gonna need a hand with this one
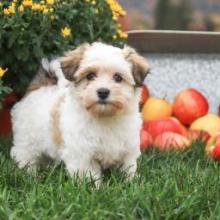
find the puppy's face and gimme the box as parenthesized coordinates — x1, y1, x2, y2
(61, 43, 149, 117)
(74, 63, 135, 116)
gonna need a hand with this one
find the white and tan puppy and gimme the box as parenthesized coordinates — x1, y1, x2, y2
(11, 42, 149, 183)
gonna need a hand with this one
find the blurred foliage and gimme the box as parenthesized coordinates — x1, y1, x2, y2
(0, 0, 127, 100)
(0, 68, 11, 110)
(155, 0, 192, 30)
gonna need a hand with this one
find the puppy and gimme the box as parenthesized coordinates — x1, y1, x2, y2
(11, 42, 149, 183)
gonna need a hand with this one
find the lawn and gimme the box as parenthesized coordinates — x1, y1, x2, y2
(1, 136, 220, 220)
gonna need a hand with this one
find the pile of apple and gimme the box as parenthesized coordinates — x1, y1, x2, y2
(140, 85, 220, 162)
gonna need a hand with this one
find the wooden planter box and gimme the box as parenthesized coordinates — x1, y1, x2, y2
(127, 30, 220, 53)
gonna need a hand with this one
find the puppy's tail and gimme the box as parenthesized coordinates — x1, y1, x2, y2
(26, 58, 69, 95)
(41, 58, 51, 73)
(46, 59, 69, 88)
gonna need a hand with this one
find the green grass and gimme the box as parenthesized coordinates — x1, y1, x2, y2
(1, 137, 220, 220)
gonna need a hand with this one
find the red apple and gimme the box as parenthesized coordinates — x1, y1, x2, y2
(140, 128, 153, 151)
(140, 84, 150, 106)
(213, 146, 220, 161)
(187, 129, 210, 144)
(173, 88, 209, 125)
(143, 117, 187, 139)
(154, 132, 191, 151)
(206, 133, 220, 161)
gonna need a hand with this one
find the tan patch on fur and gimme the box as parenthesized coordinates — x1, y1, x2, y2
(26, 67, 57, 95)
(50, 95, 65, 146)
(61, 43, 90, 81)
(123, 46, 150, 87)
(25, 44, 89, 96)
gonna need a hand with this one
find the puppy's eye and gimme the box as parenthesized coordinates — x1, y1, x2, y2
(113, 73, 123, 83)
(86, 72, 97, 81)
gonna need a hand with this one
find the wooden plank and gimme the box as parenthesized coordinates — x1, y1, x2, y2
(127, 30, 220, 53)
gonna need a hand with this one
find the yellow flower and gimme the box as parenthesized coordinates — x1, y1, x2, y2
(106, 0, 126, 21)
(31, 3, 42, 11)
(0, 67, 8, 78)
(19, 5, 24, 12)
(3, 9, 10, 15)
(43, 8, 49, 13)
(3, 5, 15, 15)
(61, 27, 71, 37)
(46, 0, 54, 5)
(120, 32, 128, 39)
(112, 15, 117, 21)
(22, 0, 33, 7)
(117, 29, 128, 39)
(95, 8, 99, 14)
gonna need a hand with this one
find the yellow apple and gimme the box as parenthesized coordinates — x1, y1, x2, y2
(142, 97, 172, 122)
(190, 114, 220, 136)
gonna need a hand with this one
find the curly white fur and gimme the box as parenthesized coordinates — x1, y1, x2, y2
(10, 43, 148, 184)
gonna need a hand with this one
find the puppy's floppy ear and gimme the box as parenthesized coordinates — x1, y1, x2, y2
(123, 45, 150, 87)
(60, 43, 90, 81)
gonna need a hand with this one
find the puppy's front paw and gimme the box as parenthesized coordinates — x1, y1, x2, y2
(65, 159, 102, 186)
(122, 158, 137, 181)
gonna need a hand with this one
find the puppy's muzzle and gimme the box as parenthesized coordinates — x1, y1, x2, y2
(97, 88, 110, 104)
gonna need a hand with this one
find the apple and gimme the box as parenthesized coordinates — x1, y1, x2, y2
(173, 88, 209, 125)
(154, 132, 191, 151)
(140, 128, 153, 151)
(143, 117, 187, 139)
(206, 133, 220, 161)
(213, 146, 220, 161)
(190, 114, 220, 136)
(142, 97, 172, 122)
(187, 129, 210, 144)
(140, 84, 150, 106)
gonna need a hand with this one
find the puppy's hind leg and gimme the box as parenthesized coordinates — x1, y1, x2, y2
(10, 143, 41, 173)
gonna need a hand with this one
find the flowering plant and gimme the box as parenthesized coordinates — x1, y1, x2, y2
(0, 68, 12, 110)
(0, 0, 127, 96)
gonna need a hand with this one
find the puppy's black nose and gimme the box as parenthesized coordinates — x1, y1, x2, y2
(97, 88, 110, 100)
